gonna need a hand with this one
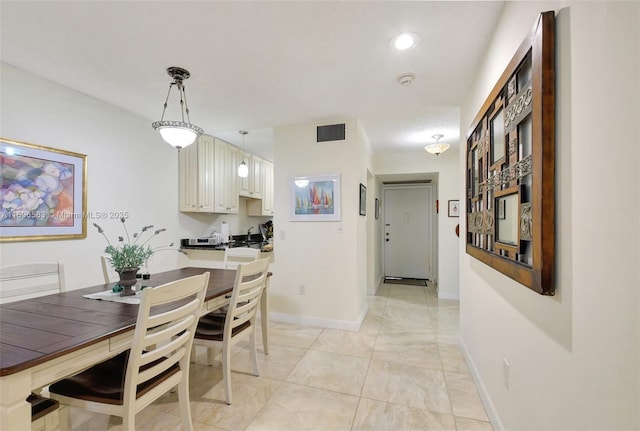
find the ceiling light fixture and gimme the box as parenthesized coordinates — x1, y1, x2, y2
(152, 67, 203, 149)
(237, 130, 249, 178)
(425, 134, 450, 156)
(391, 32, 419, 50)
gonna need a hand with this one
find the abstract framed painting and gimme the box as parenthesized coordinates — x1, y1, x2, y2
(289, 174, 340, 221)
(1, 137, 87, 242)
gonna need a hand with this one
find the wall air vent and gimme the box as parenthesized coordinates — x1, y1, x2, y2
(317, 123, 346, 143)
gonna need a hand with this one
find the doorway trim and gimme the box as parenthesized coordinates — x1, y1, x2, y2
(381, 183, 436, 283)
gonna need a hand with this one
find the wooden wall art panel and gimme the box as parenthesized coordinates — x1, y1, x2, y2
(465, 11, 555, 295)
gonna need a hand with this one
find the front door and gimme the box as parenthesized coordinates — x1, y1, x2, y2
(383, 186, 432, 279)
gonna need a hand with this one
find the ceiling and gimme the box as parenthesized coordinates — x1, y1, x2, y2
(0, 1, 504, 161)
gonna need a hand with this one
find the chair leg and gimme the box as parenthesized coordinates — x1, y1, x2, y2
(123, 411, 135, 431)
(207, 347, 215, 366)
(190, 345, 196, 363)
(222, 344, 232, 405)
(249, 332, 259, 376)
(58, 405, 70, 431)
(177, 377, 194, 431)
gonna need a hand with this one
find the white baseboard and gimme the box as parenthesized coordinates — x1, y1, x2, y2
(367, 276, 384, 296)
(269, 304, 368, 332)
(458, 336, 504, 431)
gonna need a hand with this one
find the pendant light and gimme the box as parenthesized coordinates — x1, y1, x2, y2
(152, 67, 204, 149)
(425, 134, 450, 156)
(237, 130, 249, 178)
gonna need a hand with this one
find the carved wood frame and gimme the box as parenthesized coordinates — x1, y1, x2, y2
(465, 12, 555, 295)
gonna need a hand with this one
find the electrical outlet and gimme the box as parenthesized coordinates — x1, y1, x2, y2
(298, 285, 305, 295)
(503, 358, 510, 390)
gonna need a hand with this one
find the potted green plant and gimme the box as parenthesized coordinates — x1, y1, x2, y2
(94, 218, 176, 296)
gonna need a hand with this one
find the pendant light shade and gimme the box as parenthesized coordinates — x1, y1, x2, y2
(425, 134, 449, 156)
(152, 67, 203, 149)
(238, 130, 249, 178)
(237, 161, 249, 178)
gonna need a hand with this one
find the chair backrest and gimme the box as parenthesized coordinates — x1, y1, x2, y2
(123, 271, 209, 407)
(223, 247, 260, 269)
(100, 255, 119, 283)
(225, 258, 270, 337)
(0, 261, 65, 304)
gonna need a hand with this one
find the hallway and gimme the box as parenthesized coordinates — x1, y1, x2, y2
(65, 282, 492, 430)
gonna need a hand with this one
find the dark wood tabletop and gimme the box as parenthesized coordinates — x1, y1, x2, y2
(0, 267, 236, 377)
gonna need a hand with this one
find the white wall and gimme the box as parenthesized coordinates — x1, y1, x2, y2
(269, 118, 371, 330)
(0, 64, 238, 288)
(373, 147, 460, 299)
(459, 2, 640, 430)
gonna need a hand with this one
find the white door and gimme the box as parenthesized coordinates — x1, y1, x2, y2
(383, 187, 432, 279)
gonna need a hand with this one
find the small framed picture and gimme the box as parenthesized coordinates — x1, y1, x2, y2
(359, 183, 366, 216)
(448, 200, 460, 217)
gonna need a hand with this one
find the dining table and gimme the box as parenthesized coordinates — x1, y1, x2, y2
(0, 266, 270, 431)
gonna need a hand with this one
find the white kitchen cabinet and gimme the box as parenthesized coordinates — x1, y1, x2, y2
(239, 153, 263, 199)
(213, 138, 239, 214)
(262, 159, 274, 215)
(247, 159, 274, 217)
(178, 134, 215, 212)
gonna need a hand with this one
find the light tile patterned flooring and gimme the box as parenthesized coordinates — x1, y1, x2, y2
(64, 282, 492, 430)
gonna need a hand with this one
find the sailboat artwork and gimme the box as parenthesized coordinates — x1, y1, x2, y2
(290, 174, 341, 221)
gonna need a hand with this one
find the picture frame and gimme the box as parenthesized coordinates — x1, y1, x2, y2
(1, 137, 87, 242)
(289, 174, 341, 221)
(359, 183, 366, 216)
(465, 12, 555, 295)
(374, 198, 380, 219)
(448, 200, 460, 217)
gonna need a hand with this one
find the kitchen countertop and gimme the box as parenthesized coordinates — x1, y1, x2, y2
(181, 241, 273, 252)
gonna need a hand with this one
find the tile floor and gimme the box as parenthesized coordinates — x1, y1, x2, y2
(63, 281, 492, 430)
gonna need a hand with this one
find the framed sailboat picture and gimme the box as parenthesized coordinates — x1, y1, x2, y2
(289, 174, 341, 221)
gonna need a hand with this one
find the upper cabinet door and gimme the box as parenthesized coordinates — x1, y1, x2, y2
(178, 135, 214, 213)
(213, 138, 239, 214)
(262, 160, 274, 215)
(197, 134, 215, 212)
(178, 142, 198, 212)
(249, 155, 263, 199)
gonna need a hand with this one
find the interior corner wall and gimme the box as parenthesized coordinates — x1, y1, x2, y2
(0, 64, 216, 288)
(459, 2, 640, 430)
(368, 172, 383, 295)
(372, 148, 460, 299)
(269, 118, 370, 330)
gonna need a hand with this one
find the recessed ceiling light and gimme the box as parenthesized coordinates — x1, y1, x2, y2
(391, 33, 419, 50)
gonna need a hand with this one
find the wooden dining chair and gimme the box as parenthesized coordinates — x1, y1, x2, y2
(29, 393, 60, 431)
(0, 261, 66, 430)
(223, 246, 260, 269)
(192, 258, 270, 404)
(49, 272, 210, 431)
(0, 261, 66, 304)
(191, 247, 261, 364)
(100, 254, 119, 283)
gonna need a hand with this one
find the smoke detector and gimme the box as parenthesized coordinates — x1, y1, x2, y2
(397, 73, 416, 86)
